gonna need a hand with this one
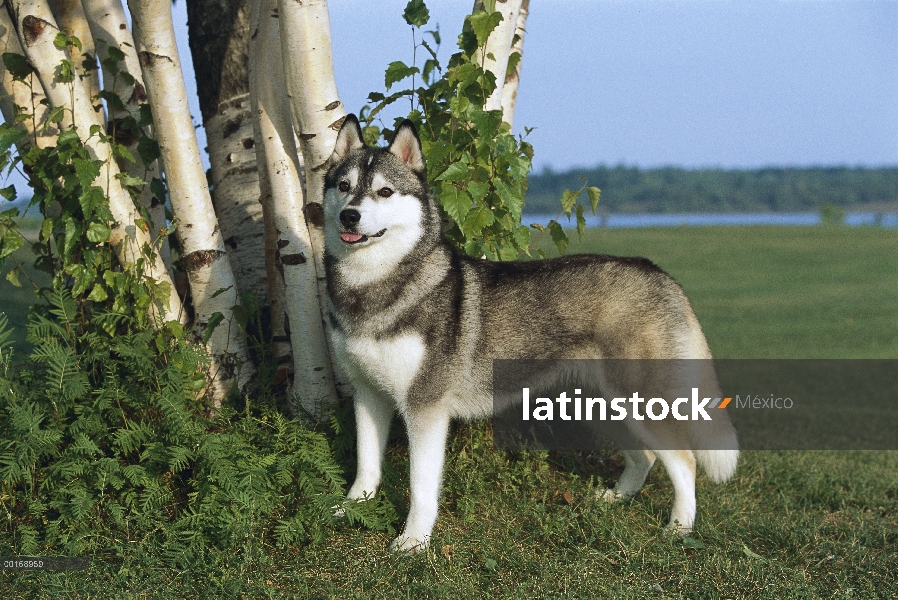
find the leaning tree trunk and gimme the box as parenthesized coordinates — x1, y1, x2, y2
(128, 0, 253, 405)
(47, 0, 100, 105)
(82, 0, 171, 271)
(473, 0, 523, 113)
(250, 0, 337, 414)
(185, 0, 268, 308)
(277, 0, 352, 407)
(499, 0, 528, 129)
(5, 0, 183, 324)
(0, 5, 59, 149)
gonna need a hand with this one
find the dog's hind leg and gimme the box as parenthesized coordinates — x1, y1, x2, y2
(598, 448, 656, 502)
(390, 405, 451, 554)
(346, 387, 394, 502)
(654, 449, 697, 534)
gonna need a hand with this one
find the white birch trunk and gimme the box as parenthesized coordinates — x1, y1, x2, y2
(473, 0, 522, 113)
(47, 0, 100, 104)
(81, 0, 170, 270)
(250, 0, 337, 414)
(277, 0, 353, 403)
(204, 92, 268, 306)
(127, 0, 254, 405)
(0, 6, 59, 148)
(499, 0, 527, 129)
(7, 0, 183, 324)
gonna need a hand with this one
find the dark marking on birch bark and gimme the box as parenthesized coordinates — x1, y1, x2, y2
(182, 249, 226, 271)
(224, 236, 238, 249)
(329, 116, 347, 131)
(22, 16, 52, 47)
(150, 196, 162, 208)
(242, 138, 254, 149)
(138, 51, 174, 67)
(222, 116, 242, 139)
(130, 81, 148, 103)
(279, 253, 306, 265)
(299, 133, 316, 140)
(277, 239, 289, 249)
(303, 203, 324, 227)
(107, 119, 139, 146)
(324, 100, 341, 111)
(119, 23, 127, 30)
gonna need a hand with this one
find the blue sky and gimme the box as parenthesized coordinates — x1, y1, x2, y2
(5, 0, 897, 193)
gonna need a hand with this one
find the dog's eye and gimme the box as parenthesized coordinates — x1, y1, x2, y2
(339, 181, 350, 193)
(377, 187, 393, 198)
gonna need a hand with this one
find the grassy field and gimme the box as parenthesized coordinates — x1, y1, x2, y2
(3, 225, 897, 598)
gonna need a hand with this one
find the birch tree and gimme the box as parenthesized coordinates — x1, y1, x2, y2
(4, 0, 183, 323)
(127, 0, 253, 404)
(277, 0, 352, 404)
(82, 0, 171, 270)
(47, 0, 99, 103)
(499, 0, 528, 129)
(249, 0, 337, 413)
(185, 0, 268, 307)
(473, 0, 523, 112)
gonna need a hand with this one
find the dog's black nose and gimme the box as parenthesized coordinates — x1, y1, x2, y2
(340, 209, 361, 228)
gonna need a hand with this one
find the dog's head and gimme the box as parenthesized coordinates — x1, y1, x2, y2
(323, 115, 439, 285)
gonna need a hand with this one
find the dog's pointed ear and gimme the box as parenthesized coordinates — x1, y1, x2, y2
(331, 114, 365, 161)
(388, 120, 425, 174)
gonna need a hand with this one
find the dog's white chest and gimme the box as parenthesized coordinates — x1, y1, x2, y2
(332, 331, 426, 403)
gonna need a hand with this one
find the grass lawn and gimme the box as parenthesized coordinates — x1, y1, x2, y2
(3, 225, 897, 598)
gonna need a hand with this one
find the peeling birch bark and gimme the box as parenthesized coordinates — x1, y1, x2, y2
(473, 0, 522, 113)
(81, 0, 170, 270)
(0, 6, 59, 148)
(6, 0, 183, 324)
(250, 0, 338, 414)
(47, 0, 100, 104)
(128, 0, 254, 405)
(499, 0, 527, 129)
(277, 0, 353, 402)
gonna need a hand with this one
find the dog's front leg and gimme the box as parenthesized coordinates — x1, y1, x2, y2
(389, 405, 450, 554)
(346, 387, 394, 502)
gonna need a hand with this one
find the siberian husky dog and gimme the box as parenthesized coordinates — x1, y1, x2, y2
(323, 115, 739, 553)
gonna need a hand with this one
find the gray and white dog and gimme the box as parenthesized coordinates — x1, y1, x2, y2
(323, 115, 738, 553)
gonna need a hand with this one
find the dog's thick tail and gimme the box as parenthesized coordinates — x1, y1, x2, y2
(695, 449, 739, 483)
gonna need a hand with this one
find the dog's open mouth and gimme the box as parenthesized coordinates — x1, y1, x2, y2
(340, 229, 386, 244)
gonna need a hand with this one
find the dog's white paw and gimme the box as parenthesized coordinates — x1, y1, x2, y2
(598, 488, 625, 503)
(389, 532, 429, 555)
(664, 520, 693, 536)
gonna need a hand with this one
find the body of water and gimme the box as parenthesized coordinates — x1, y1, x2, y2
(524, 211, 898, 229)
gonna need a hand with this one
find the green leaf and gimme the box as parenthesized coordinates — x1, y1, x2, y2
(560, 189, 580, 214)
(86, 222, 111, 243)
(107, 46, 126, 63)
(439, 184, 471, 225)
(210, 286, 232, 299)
(495, 179, 522, 221)
(548, 220, 569, 255)
(470, 109, 502, 140)
(2, 53, 34, 80)
(54, 33, 69, 50)
(0, 227, 23, 259)
(116, 173, 146, 188)
(468, 10, 503, 47)
(230, 304, 249, 332)
(403, 0, 430, 27)
(462, 206, 495, 236)
(0, 185, 15, 201)
(384, 61, 419, 90)
(203, 312, 225, 344)
(113, 143, 135, 164)
(466, 180, 489, 203)
(87, 284, 108, 302)
(56, 59, 76, 84)
(137, 136, 161, 167)
(435, 161, 470, 183)
(588, 186, 601, 212)
(46, 106, 66, 125)
(137, 104, 154, 128)
(5, 268, 21, 287)
(575, 204, 585, 238)
(73, 157, 101, 189)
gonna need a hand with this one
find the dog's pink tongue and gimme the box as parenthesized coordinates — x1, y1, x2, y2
(341, 232, 364, 243)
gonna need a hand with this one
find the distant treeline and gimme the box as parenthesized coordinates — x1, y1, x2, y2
(524, 165, 898, 214)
